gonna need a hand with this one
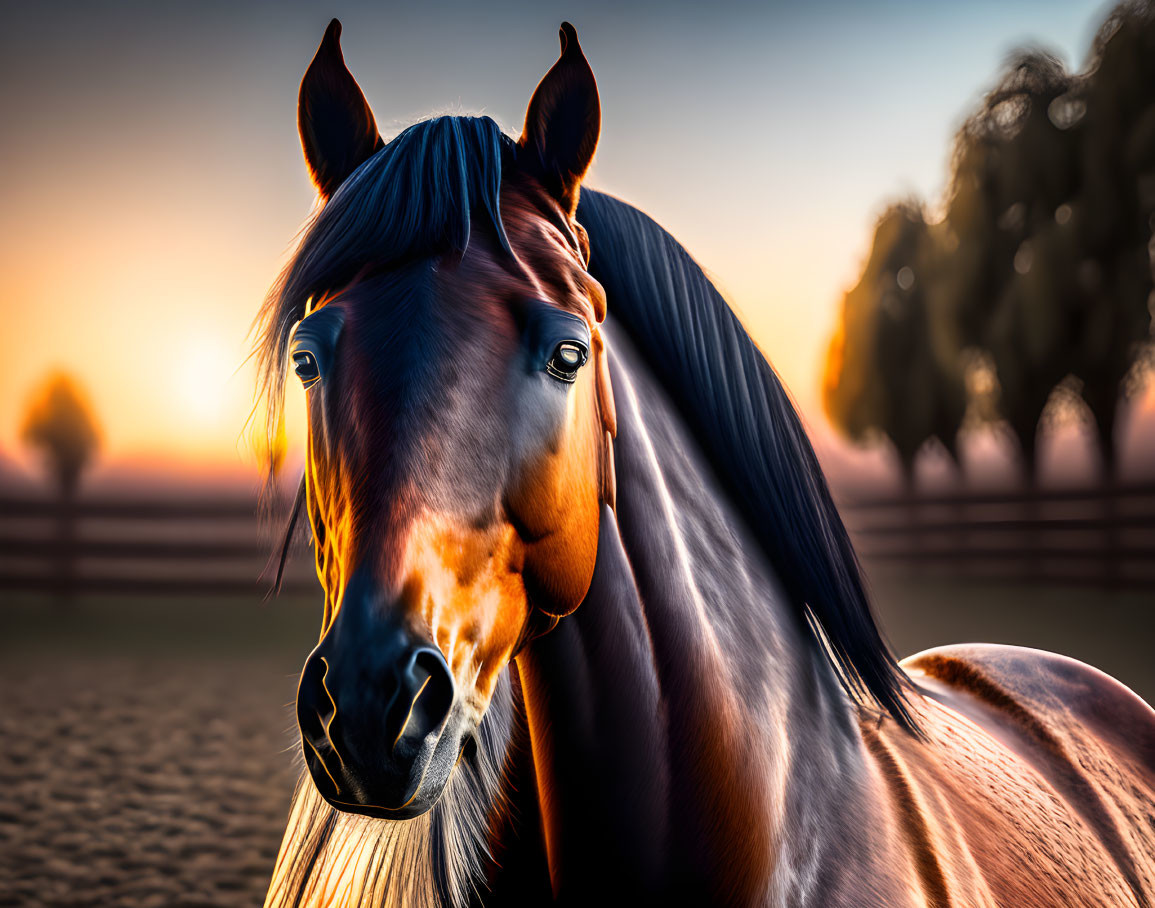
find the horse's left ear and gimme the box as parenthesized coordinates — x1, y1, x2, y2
(519, 22, 601, 216)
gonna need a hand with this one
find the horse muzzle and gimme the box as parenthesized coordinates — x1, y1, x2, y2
(295, 577, 463, 819)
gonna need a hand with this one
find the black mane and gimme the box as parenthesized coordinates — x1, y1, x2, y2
(577, 188, 918, 731)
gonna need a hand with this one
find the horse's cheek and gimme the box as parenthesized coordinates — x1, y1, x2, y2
(524, 524, 598, 617)
(522, 456, 601, 615)
(503, 379, 603, 614)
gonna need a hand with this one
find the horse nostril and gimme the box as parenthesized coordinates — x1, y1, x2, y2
(391, 648, 455, 750)
(296, 654, 343, 770)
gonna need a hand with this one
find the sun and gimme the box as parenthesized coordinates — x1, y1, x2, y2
(173, 335, 233, 425)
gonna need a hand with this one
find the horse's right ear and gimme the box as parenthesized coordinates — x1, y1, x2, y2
(298, 19, 383, 200)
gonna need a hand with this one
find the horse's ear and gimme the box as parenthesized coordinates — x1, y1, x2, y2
(519, 22, 600, 216)
(298, 19, 384, 200)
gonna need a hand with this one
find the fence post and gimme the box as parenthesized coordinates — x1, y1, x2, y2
(55, 490, 77, 607)
(1103, 480, 1120, 590)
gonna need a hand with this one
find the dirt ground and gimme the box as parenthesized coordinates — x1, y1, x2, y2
(1, 577, 1151, 908)
(0, 656, 302, 908)
(0, 596, 317, 908)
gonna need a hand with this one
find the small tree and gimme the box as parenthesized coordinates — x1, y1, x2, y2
(21, 372, 101, 606)
(21, 371, 101, 497)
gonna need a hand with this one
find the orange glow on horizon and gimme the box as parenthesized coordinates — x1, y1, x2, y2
(0, 158, 844, 479)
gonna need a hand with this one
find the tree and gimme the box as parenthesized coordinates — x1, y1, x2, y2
(941, 50, 1082, 481)
(825, 1, 1155, 483)
(823, 203, 967, 484)
(21, 371, 101, 496)
(1071, 3, 1155, 475)
(20, 372, 101, 606)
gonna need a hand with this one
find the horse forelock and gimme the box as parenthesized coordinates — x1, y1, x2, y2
(266, 669, 516, 908)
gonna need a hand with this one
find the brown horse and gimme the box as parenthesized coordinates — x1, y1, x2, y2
(255, 20, 1155, 907)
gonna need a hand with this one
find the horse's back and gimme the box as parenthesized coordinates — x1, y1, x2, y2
(890, 642, 1155, 907)
(906, 643, 1155, 775)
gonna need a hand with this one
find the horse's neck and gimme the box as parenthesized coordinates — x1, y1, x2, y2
(515, 331, 875, 904)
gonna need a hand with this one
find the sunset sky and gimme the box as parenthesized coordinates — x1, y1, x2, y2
(0, 0, 1118, 480)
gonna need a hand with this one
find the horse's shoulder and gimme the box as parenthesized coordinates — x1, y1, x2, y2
(902, 642, 1155, 772)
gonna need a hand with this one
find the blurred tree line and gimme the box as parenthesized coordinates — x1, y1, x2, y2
(824, 1, 1155, 483)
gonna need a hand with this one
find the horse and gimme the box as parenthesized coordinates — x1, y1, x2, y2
(254, 19, 1155, 907)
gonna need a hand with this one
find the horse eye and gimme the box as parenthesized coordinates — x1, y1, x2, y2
(545, 341, 587, 383)
(293, 351, 320, 385)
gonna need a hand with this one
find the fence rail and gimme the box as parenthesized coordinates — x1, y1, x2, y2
(839, 481, 1155, 589)
(4, 482, 1155, 598)
(0, 493, 317, 598)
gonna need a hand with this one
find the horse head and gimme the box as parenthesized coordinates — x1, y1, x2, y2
(279, 20, 615, 819)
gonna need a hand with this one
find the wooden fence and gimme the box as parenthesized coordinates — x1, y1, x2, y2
(839, 482, 1155, 589)
(0, 493, 317, 598)
(3, 482, 1155, 597)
